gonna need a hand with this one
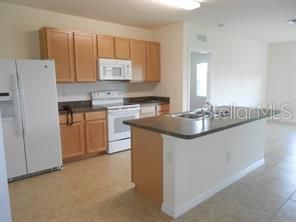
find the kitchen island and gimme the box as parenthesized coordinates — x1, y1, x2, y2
(124, 107, 276, 218)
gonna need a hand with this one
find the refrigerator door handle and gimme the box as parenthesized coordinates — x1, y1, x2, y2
(10, 74, 23, 136)
(16, 72, 28, 136)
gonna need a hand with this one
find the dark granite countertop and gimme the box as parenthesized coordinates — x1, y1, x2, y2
(124, 96, 169, 106)
(124, 107, 278, 139)
(58, 100, 106, 115)
(58, 96, 169, 114)
(58, 106, 107, 115)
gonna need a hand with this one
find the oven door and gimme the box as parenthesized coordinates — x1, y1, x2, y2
(107, 107, 140, 141)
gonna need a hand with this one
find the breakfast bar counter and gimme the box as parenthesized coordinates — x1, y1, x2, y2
(124, 107, 276, 218)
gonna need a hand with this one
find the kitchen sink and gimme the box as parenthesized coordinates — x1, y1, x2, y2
(175, 113, 204, 119)
(170, 109, 229, 120)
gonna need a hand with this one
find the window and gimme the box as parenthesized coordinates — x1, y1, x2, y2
(196, 63, 208, 97)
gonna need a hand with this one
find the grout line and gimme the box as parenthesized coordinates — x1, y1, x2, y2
(289, 190, 296, 201)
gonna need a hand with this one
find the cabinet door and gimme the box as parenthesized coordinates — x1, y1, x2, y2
(85, 120, 107, 154)
(97, 35, 114, 58)
(114, 37, 130, 59)
(130, 40, 146, 82)
(74, 32, 97, 82)
(146, 42, 160, 82)
(39, 28, 75, 82)
(60, 122, 85, 160)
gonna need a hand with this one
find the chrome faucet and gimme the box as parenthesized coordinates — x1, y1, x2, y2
(205, 101, 214, 113)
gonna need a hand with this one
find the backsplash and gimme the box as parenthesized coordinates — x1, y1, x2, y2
(57, 81, 158, 102)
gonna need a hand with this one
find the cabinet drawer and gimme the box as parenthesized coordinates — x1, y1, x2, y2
(59, 113, 84, 124)
(85, 111, 106, 121)
(156, 104, 169, 112)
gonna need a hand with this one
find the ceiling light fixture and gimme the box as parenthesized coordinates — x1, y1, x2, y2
(287, 19, 296, 25)
(158, 0, 201, 10)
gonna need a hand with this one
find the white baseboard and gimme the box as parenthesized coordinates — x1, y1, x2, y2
(161, 159, 265, 219)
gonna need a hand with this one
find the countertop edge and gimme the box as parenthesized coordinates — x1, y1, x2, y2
(124, 115, 271, 140)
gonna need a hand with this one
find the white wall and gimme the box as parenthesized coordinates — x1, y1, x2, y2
(0, 2, 157, 101)
(183, 22, 268, 109)
(153, 23, 184, 112)
(0, 2, 154, 59)
(0, 3, 270, 105)
(266, 41, 296, 122)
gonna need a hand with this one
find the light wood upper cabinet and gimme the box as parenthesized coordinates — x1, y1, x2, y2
(74, 32, 97, 82)
(39, 27, 75, 82)
(59, 113, 85, 161)
(40, 27, 161, 83)
(130, 40, 147, 82)
(146, 42, 161, 82)
(114, 37, 130, 59)
(97, 35, 114, 58)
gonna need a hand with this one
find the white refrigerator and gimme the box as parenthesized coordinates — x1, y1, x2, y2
(0, 113, 12, 222)
(0, 59, 62, 180)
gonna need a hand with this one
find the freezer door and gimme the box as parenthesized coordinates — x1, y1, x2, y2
(0, 59, 27, 179)
(16, 60, 62, 174)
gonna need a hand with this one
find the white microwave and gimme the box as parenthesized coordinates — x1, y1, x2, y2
(98, 58, 132, 80)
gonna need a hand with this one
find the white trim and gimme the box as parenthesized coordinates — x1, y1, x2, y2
(161, 159, 265, 219)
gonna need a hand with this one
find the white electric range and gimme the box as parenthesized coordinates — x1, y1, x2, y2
(91, 91, 140, 154)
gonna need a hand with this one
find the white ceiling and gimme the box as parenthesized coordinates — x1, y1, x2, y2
(3, 0, 296, 43)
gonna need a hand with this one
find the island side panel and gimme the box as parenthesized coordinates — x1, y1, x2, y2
(131, 127, 163, 205)
(162, 119, 266, 218)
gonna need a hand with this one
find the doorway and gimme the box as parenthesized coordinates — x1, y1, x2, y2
(188, 51, 211, 111)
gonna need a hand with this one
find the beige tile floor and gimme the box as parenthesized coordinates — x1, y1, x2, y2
(9, 120, 296, 222)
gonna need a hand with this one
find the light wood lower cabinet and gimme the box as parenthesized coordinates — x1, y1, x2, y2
(131, 127, 163, 204)
(59, 114, 85, 160)
(59, 111, 107, 162)
(156, 104, 169, 116)
(85, 119, 107, 154)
